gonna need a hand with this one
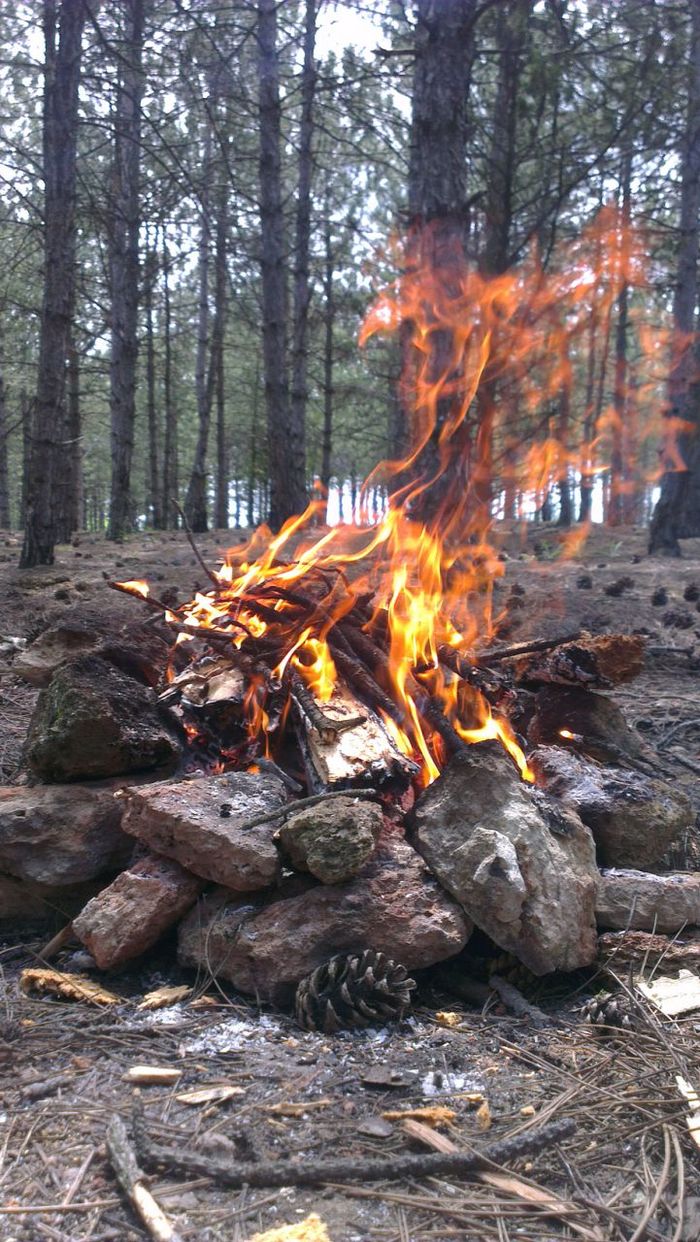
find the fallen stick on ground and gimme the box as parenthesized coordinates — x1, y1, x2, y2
(489, 974, 549, 1028)
(132, 1104, 575, 1190)
(106, 1115, 184, 1242)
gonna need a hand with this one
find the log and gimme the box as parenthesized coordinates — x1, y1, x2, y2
(294, 678, 417, 791)
(513, 633, 645, 688)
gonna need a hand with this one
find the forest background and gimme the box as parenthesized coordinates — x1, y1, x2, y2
(2, 0, 700, 567)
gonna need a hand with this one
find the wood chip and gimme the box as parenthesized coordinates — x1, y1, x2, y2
(382, 1106, 456, 1128)
(248, 1215, 331, 1242)
(175, 1085, 245, 1106)
(400, 1117, 458, 1153)
(636, 970, 700, 1017)
(265, 1099, 333, 1117)
(478, 1171, 605, 1240)
(434, 1010, 462, 1027)
(137, 985, 192, 1010)
(20, 968, 121, 1006)
(676, 1075, 700, 1148)
(123, 1066, 183, 1085)
(476, 1100, 492, 1131)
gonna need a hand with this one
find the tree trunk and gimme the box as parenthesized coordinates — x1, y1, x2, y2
(108, 0, 145, 542)
(289, 0, 316, 509)
(0, 328, 9, 529)
(213, 176, 229, 530)
(161, 231, 178, 528)
(184, 122, 213, 533)
(608, 151, 632, 527)
(257, 0, 306, 530)
(144, 226, 161, 529)
(649, 0, 700, 553)
(320, 211, 334, 518)
(403, 0, 477, 529)
(20, 0, 87, 567)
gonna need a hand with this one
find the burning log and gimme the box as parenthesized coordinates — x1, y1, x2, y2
(294, 677, 417, 791)
(512, 633, 645, 688)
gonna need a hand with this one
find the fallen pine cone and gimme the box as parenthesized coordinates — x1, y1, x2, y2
(581, 992, 637, 1036)
(295, 950, 416, 1033)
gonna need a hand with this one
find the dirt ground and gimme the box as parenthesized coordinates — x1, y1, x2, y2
(2, 521, 700, 1241)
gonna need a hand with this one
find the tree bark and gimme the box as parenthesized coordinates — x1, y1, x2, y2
(213, 188, 229, 530)
(161, 230, 178, 528)
(649, 0, 700, 553)
(257, 0, 306, 530)
(0, 334, 9, 530)
(289, 0, 316, 507)
(20, 0, 87, 567)
(108, 0, 145, 542)
(320, 210, 334, 517)
(608, 151, 632, 527)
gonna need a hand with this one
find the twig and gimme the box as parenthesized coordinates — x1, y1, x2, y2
(133, 1104, 575, 1189)
(489, 975, 548, 1028)
(171, 499, 220, 587)
(658, 718, 700, 749)
(106, 1115, 183, 1242)
(667, 748, 700, 777)
(478, 632, 581, 663)
(37, 923, 75, 963)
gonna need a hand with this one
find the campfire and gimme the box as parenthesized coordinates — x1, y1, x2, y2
(7, 214, 697, 1032)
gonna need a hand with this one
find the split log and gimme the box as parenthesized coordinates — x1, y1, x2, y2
(294, 678, 417, 792)
(512, 633, 645, 688)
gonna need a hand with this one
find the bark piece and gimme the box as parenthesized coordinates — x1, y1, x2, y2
(277, 796, 382, 883)
(296, 682, 416, 790)
(73, 853, 204, 968)
(0, 783, 131, 884)
(596, 869, 700, 933)
(178, 836, 471, 1005)
(408, 744, 599, 975)
(514, 633, 645, 687)
(597, 929, 700, 974)
(530, 746, 691, 869)
(121, 771, 286, 890)
(24, 655, 182, 782)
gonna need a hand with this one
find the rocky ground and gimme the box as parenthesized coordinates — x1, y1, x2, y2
(1, 522, 700, 1241)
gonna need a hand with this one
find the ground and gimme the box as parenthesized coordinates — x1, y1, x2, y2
(1, 521, 700, 1241)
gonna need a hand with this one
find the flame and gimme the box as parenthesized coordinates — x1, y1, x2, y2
(149, 206, 670, 784)
(115, 579, 150, 599)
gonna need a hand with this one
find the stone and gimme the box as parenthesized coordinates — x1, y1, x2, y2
(408, 744, 599, 975)
(0, 872, 106, 930)
(14, 605, 169, 688)
(596, 869, 700, 933)
(277, 796, 383, 883)
(0, 783, 132, 885)
(530, 746, 691, 869)
(527, 685, 655, 768)
(24, 655, 182, 782)
(73, 852, 204, 968)
(121, 771, 287, 890)
(178, 835, 471, 1004)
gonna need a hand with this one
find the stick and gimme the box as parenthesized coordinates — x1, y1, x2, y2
(37, 922, 75, 962)
(489, 974, 548, 1028)
(477, 632, 581, 664)
(171, 499, 220, 587)
(106, 1115, 183, 1242)
(133, 1105, 575, 1189)
(241, 787, 380, 833)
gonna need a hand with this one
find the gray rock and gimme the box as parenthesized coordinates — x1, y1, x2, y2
(73, 852, 204, 968)
(277, 796, 383, 883)
(14, 605, 169, 688)
(178, 835, 471, 1004)
(121, 771, 286, 890)
(0, 783, 132, 884)
(24, 655, 182, 781)
(408, 744, 599, 975)
(596, 869, 700, 933)
(530, 746, 691, 869)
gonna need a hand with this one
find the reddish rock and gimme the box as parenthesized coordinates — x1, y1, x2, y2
(0, 784, 131, 885)
(73, 853, 204, 968)
(121, 771, 286, 890)
(24, 656, 182, 781)
(178, 836, 471, 1005)
(596, 869, 700, 934)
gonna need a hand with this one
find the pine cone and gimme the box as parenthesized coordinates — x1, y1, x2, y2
(295, 951, 416, 1033)
(582, 992, 637, 1036)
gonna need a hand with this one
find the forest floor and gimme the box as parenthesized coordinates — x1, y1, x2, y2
(1, 522, 700, 1241)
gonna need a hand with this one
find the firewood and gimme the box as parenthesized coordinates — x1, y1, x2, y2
(295, 679, 417, 790)
(513, 633, 645, 688)
(106, 1115, 183, 1242)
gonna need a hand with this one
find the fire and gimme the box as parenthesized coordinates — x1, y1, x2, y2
(114, 579, 150, 599)
(145, 206, 669, 786)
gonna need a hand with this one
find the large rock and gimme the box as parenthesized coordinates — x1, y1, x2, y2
(0, 784, 132, 885)
(277, 796, 382, 883)
(178, 835, 471, 1004)
(408, 744, 599, 975)
(73, 852, 204, 968)
(530, 746, 691, 869)
(596, 869, 700, 933)
(14, 605, 169, 688)
(528, 685, 655, 768)
(24, 655, 182, 781)
(121, 771, 287, 890)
